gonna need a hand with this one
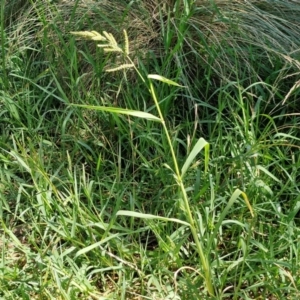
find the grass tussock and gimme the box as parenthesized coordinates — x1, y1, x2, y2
(1, 0, 300, 299)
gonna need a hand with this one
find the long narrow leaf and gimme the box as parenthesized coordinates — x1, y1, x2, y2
(71, 104, 161, 122)
(75, 234, 120, 257)
(116, 210, 190, 227)
(181, 138, 209, 177)
(148, 74, 185, 87)
(256, 165, 281, 183)
(208, 189, 254, 251)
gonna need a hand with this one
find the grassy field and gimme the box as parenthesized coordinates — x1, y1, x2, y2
(1, 0, 300, 299)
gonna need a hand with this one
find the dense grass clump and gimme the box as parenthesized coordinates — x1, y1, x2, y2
(1, 0, 300, 299)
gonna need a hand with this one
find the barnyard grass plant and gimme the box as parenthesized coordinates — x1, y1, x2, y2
(70, 28, 255, 297)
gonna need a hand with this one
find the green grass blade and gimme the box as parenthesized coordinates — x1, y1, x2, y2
(148, 74, 185, 87)
(71, 104, 161, 122)
(116, 210, 190, 227)
(181, 137, 209, 178)
(215, 189, 253, 234)
(75, 234, 120, 258)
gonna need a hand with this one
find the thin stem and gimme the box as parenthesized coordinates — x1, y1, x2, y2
(149, 82, 214, 296)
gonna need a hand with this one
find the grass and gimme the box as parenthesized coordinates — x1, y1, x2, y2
(1, 0, 300, 299)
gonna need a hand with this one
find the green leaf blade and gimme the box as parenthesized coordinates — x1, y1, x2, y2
(116, 210, 190, 227)
(181, 138, 209, 178)
(71, 104, 161, 122)
(148, 74, 185, 87)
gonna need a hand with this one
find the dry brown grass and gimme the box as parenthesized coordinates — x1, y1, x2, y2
(6, 0, 300, 88)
